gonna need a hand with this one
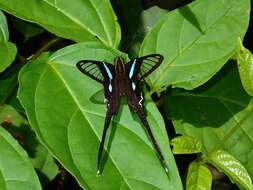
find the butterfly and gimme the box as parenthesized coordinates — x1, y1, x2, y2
(76, 54, 168, 175)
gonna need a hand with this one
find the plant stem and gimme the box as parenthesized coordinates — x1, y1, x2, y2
(32, 37, 61, 60)
(0, 37, 61, 108)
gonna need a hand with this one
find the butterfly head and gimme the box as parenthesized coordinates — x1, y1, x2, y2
(114, 57, 125, 75)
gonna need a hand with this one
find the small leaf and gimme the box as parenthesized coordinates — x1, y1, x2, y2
(208, 150, 253, 190)
(186, 162, 212, 190)
(0, 127, 42, 190)
(236, 39, 253, 96)
(170, 135, 202, 154)
(0, 0, 121, 48)
(140, 0, 250, 92)
(0, 10, 17, 73)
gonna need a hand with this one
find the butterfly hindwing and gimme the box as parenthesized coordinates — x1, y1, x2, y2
(76, 60, 114, 83)
(127, 54, 163, 82)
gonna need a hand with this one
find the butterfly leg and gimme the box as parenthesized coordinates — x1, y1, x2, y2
(136, 109, 169, 174)
(97, 111, 113, 175)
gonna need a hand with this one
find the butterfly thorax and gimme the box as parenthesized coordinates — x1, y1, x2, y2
(114, 57, 125, 75)
(114, 57, 130, 96)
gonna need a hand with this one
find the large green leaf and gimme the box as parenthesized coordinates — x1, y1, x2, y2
(0, 127, 42, 190)
(18, 42, 182, 190)
(186, 162, 212, 190)
(164, 63, 253, 180)
(0, 10, 17, 73)
(140, 0, 250, 92)
(0, 0, 121, 48)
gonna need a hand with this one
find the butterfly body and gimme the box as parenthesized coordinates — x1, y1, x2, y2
(76, 54, 168, 175)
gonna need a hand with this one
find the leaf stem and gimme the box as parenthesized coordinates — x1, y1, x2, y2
(31, 37, 61, 60)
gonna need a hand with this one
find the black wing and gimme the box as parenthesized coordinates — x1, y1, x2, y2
(76, 60, 114, 83)
(127, 54, 163, 82)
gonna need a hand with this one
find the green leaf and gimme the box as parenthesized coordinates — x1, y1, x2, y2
(0, 0, 121, 48)
(164, 63, 253, 179)
(0, 127, 42, 190)
(140, 0, 250, 92)
(208, 150, 253, 190)
(18, 42, 182, 190)
(0, 10, 17, 73)
(186, 162, 212, 190)
(236, 39, 253, 96)
(170, 135, 202, 154)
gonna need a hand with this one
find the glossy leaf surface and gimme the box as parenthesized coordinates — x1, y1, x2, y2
(208, 150, 253, 190)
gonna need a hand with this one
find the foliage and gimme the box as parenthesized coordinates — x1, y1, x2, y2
(0, 0, 252, 189)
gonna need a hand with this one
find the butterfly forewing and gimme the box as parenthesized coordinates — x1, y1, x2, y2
(127, 54, 163, 81)
(76, 60, 113, 83)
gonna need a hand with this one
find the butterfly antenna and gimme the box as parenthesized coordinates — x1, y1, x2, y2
(97, 112, 113, 176)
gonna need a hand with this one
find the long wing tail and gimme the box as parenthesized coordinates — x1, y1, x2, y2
(136, 110, 169, 174)
(97, 111, 113, 175)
